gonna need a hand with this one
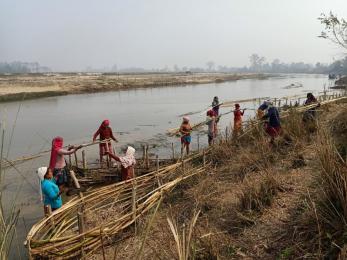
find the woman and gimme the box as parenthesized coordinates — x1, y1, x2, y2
(49, 136, 82, 190)
(206, 110, 216, 145)
(262, 102, 281, 144)
(212, 96, 220, 116)
(233, 103, 245, 137)
(93, 120, 118, 164)
(257, 100, 270, 119)
(37, 167, 63, 212)
(107, 146, 136, 181)
(303, 93, 320, 122)
(179, 116, 192, 155)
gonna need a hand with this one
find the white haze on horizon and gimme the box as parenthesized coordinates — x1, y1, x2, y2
(0, 0, 347, 71)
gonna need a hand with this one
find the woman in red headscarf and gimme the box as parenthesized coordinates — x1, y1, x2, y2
(49, 136, 82, 191)
(93, 120, 118, 164)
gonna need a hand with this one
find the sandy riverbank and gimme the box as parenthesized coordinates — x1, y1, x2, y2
(0, 72, 269, 102)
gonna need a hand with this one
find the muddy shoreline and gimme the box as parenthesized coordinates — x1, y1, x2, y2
(0, 72, 270, 102)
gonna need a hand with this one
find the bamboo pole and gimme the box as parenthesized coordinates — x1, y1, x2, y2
(77, 211, 85, 257)
(156, 155, 159, 171)
(44, 205, 52, 218)
(132, 180, 137, 235)
(82, 150, 87, 170)
(145, 145, 149, 169)
(182, 159, 185, 174)
(171, 143, 175, 160)
(70, 171, 81, 189)
(197, 134, 200, 152)
(74, 152, 78, 168)
(156, 155, 162, 186)
(100, 227, 106, 260)
(106, 142, 110, 168)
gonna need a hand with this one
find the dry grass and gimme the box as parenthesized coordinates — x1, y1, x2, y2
(238, 172, 281, 213)
(285, 119, 347, 258)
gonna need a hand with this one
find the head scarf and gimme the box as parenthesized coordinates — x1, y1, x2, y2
(235, 103, 240, 108)
(102, 120, 109, 127)
(307, 93, 314, 99)
(49, 136, 63, 170)
(99, 120, 110, 131)
(119, 146, 136, 169)
(183, 116, 190, 122)
(37, 167, 48, 181)
(37, 166, 48, 202)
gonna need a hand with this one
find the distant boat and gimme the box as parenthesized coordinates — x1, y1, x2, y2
(283, 82, 303, 89)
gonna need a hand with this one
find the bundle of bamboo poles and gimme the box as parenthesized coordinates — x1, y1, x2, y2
(26, 150, 207, 259)
(1, 139, 113, 169)
(167, 110, 234, 136)
(236, 95, 347, 140)
(169, 93, 346, 136)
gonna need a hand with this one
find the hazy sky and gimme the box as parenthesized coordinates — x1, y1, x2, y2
(1, 0, 347, 71)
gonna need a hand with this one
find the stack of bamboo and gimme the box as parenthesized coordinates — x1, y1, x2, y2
(26, 151, 207, 259)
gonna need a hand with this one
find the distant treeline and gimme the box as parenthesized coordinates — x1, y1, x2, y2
(244, 54, 347, 74)
(86, 55, 347, 75)
(2, 55, 347, 75)
(0, 62, 51, 73)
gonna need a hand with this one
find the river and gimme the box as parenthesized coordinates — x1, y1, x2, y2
(0, 73, 334, 258)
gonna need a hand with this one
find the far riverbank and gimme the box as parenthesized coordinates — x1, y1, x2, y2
(0, 72, 269, 102)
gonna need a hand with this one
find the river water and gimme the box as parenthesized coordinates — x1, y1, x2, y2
(0, 73, 334, 258)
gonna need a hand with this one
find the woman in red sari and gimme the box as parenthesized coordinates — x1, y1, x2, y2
(93, 120, 118, 164)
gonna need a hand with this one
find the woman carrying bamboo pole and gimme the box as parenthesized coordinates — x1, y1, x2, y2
(262, 101, 281, 144)
(106, 146, 136, 181)
(205, 110, 216, 146)
(180, 116, 192, 155)
(93, 119, 118, 165)
(49, 136, 82, 191)
(233, 103, 245, 138)
(212, 96, 221, 123)
(303, 93, 320, 122)
(257, 100, 269, 119)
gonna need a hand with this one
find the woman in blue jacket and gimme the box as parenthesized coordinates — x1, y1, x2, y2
(37, 167, 63, 211)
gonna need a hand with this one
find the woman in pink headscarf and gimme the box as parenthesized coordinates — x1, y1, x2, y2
(49, 136, 82, 190)
(93, 120, 118, 164)
(106, 146, 136, 181)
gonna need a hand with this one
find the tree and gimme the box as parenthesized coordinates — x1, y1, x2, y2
(249, 54, 266, 72)
(319, 12, 347, 50)
(206, 61, 215, 71)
